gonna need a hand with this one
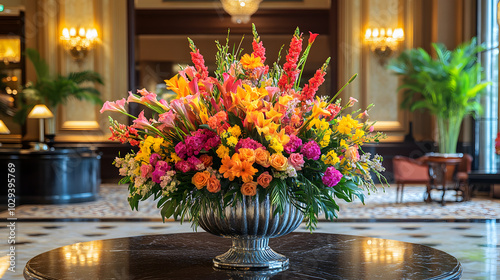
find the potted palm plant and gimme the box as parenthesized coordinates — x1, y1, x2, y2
(387, 38, 490, 154)
(15, 48, 103, 139)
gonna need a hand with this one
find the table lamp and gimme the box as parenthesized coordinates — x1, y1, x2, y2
(28, 104, 54, 150)
(0, 120, 10, 147)
(0, 120, 10, 134)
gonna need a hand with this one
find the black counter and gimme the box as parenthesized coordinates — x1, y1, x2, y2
(0, 147, 101, 204)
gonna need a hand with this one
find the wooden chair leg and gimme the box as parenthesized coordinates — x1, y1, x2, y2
(396, 184, 401, 203)
(400, 184, 405, 203)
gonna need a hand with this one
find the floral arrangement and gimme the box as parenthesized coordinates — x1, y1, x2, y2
(101, 25, 387, 230)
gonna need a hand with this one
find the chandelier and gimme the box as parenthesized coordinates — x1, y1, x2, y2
(220, 0, 262, 24)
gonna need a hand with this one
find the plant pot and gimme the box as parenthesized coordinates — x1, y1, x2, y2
(198, 191, 303, 270)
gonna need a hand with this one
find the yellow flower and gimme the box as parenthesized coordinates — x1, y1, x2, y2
(269, 138, 284, 153)
(240, 53, 264, 69)
(170, 153, 182, 163)
(165, 74, 191, 98)
(339, 139, 349, 150)
(337, 114, 358, 135)
(227, 136, 238, 147)
(152, 137, 164, 153)
(228, 125, 241, 138)
(352, 129, 365, 144)
(319, 129, 332, 147)
(322, 150, 340, 165)
(216, 145, 230, 159)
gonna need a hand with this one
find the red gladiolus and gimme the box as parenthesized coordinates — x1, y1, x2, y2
(300, 69, 326, 101)
(190, 49, 209, 79)
(278, 34, 303, 92)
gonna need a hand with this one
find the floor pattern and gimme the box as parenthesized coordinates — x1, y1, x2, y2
(1, 184, 499, 220)
(1, 185, 499, 279)
(0, 221, 498, 280)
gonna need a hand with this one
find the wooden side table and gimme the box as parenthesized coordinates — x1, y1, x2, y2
(425, 155, 463, 206)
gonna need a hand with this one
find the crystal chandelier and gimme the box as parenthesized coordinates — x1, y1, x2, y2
(220, 0, 262, 24)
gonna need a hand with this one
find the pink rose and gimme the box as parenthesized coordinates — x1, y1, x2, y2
(140, 164, 153, 178)
(288, 153, 305, 170)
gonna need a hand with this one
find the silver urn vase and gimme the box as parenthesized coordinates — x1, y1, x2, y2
(198, 191, 304, 270)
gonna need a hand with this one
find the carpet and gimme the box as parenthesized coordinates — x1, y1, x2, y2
(2, 184, 499, 220)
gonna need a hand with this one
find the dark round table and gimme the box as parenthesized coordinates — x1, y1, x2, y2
(24, 232, 462, 280)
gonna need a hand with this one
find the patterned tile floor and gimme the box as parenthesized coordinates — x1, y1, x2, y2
(1, 184, 499, 279)
(1, 184, 499, 220)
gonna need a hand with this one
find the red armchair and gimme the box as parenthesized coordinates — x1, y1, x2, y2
(392, 156, 429, 203)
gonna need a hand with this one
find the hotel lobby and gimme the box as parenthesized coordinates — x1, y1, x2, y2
(1, 0, 499, 279)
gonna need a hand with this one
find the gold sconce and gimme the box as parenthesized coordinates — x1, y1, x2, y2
(364, 27, 404, 65)
(221, 0, 262, 24)
(60, 27, 98, 61)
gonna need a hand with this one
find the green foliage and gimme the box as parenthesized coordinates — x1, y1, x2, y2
(387, 38, 491, 153)
(13, 48, 104, 124)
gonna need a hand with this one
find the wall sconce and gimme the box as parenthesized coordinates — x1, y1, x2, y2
(364, 27, 404, 65)
(60, 27, 98, 61)
(221, 0, 262, 24)
(28, 104, 54, 151)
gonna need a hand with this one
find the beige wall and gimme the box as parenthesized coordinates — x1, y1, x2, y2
(11, 0, 475, 144)
(22, 0, 128, 143)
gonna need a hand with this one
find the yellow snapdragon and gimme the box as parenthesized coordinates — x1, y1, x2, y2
(322, 150, 340, 165)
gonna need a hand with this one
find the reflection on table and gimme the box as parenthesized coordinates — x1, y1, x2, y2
(24, 232, 462, 280)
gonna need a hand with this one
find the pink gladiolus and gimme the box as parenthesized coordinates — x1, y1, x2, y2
(140, 91, 158, 104)
(348, 97, 358, 107)
(127, 91, 142, 104)
(100, 98, 126, 114)
(132, 111, 152, 129)
(369, 126, 375, 132)
(158, 111, 176, 128)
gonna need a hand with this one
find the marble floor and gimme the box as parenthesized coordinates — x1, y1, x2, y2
(1, 220, 498, 280)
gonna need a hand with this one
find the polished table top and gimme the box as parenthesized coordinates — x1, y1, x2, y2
(24, 232, 462, 280)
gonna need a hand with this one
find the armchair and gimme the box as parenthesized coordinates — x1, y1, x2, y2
(392, 156, 429, 203)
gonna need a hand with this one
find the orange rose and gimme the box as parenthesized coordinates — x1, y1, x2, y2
(238, 148, 255, 163)
(241, 181, 258, 196)
(270, 153, 288, 171)
(255, 148, 270, 167)
(199, 154, 213, 168)
(206, 175, 221, 193)
(192, 170, 210, 189)
(345, 146, 360, 163)
(257, 172, 273, 188)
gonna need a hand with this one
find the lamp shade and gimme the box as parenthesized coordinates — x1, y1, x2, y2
(0, 120, 10, 134)
(28, 104, 54, 119)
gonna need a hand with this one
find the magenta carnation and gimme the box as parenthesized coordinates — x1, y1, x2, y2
(152, 168, 166, 184)
(149, 153, 162, 166)
(284, 134, 303, 154)
(235, 137, 264, 152)
(175, 161, 191, 173)
(322, 166, 343, 187)
(300, 140, 321, 160)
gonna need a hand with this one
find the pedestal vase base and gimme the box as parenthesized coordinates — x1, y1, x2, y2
(213, 237, 288, 270)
